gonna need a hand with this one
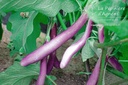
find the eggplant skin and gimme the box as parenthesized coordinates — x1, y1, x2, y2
(36, 57, 47, 85)
(60, 19, 93, 68)
(86, 58, 101, 85)
(20, 13, 88, 66)
(108, 57, 123, 72)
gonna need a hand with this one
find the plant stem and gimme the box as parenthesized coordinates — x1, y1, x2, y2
(104, 29, 109, 42)
(107, 65, 128, 79)
(68, 13, 73, 25)
(85, 59, 91, 79)
(94, 38, 128, 48)
(46, 18, 54, 41)
(57, 13, 67, 30)
(97, 48, 107, 85)
(72, 12, 76, 23)
(76, 12, 81, 20)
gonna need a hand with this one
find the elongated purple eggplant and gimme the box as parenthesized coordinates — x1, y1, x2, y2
(86, 58, 101, 85)
(21, 13, 88, 66)
(108, 56, 123, 72)
(86, 26, 104, 85)
(60, 19, 93, 68)
(36, 57, 47, 85)
(98, 26, 104, 43)
(47, 52, 56, 74)
(47, 24, 60, 74)
(53, 56, 60, 68)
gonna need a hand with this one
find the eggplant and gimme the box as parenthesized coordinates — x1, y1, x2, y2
(60, 19, 93, 68)
(21, 13, 88, 66)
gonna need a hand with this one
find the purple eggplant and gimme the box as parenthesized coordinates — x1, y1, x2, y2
(36, 57, 47, 85)
(53, 56, 60, 68)
(86, 58, 101, 85)
(21, 13, 88, 66)
(108, 56, 123, 72)
(47, 24, 60, 74)
(47, 52, 56, 74)
(98, 27, 104, 43)
(47, 52, 60, 74)
(86, 26, 104, 85)
(60, 19, 93, 68)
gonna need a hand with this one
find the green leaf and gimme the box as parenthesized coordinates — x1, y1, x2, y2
(24, 13, 41, 54)
(119, 43, 128, 75)
(61, 0, 79, 13)
(86, 0, 125, 26)
(105, 20, 128, 38)
(45, 75, 57, 85)
(9, 11, 39, 54)
(35, 13, 49, 24)
(0, 61, 39, 85)
(81, 39, 95, 62)
(0, 0, 79, 17)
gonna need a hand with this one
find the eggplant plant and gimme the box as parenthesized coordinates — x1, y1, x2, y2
(0, 0, 128, 85)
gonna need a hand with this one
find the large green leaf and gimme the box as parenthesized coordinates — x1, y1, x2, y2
(86, 0, 128, 38)
(0, 0, 79, 17)
(24, 12, 41, 54)
(105, 20, 128, 38)
(119, 43, 128, 75)
(86, 0, 125, 26)
(0, 61, 39, 85)
(9, 11, 39, 54)
(81, 39, 95, 62)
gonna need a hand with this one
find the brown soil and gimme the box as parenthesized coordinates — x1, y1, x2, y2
(0, 42, 13, 72)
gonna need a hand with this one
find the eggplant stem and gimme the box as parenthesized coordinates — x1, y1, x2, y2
(97, 48, 107, 85)
(85, 59, 91, 79)
(68, 13, 73, 25)
(94, 38, 128, 48)
(57, 13, 67, 30)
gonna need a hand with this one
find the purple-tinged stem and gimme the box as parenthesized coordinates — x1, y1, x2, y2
(85, 59, 91, 79)
(21, 13, 88, 66)
(36, 57, 47, 85)
(60, 19, 93, 68)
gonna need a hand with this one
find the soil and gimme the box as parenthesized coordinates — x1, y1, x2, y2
(0, 42, 13, 72)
